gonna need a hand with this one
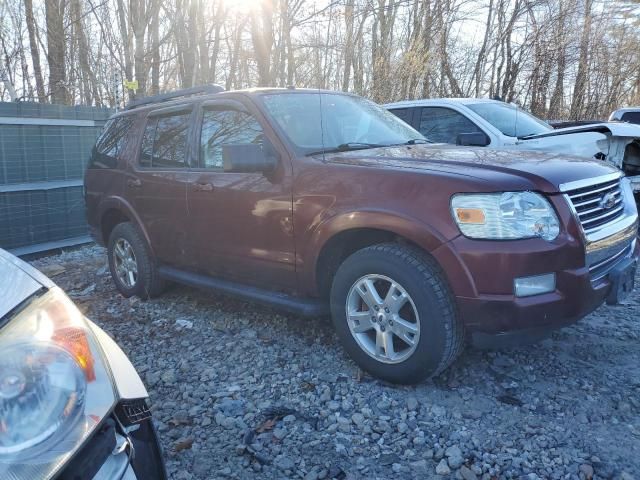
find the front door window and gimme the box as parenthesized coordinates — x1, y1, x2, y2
(419, 107, 483, 144)
(200, 109, 264, 169)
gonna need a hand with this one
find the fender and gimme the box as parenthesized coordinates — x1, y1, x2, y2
(299, 208, 454, 295)
(97, 196, 155, 256)
(90, 321, 148, 400)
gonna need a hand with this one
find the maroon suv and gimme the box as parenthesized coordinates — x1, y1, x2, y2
(85, 87, 639, 384)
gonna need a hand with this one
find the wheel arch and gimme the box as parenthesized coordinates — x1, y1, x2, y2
(306, 210, 450, 298)
(98, 197, 152, 253)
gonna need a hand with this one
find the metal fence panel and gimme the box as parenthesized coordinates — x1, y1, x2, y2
(0, 102, 113, 254)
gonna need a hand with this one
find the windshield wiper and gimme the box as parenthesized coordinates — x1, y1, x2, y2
(517, 132, 542, 140)
(306, 142, 388, 156)
(397, 138, 431, 145)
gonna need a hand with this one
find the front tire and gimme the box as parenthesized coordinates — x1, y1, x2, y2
(330, 243, 464, 384)
(107, 222, 166, 299)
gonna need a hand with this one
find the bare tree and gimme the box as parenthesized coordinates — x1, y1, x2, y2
(24, 0, 46, 101)
(0, 0, 638, 119)
(251, 0, 274, 86)
(45, 0, 68, 103)
(570, 0, 593, 119)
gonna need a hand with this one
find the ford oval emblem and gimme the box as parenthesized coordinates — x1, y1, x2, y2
(599, 192, 617, 210)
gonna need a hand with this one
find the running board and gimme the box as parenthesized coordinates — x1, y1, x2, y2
(157, 266, 328, 317)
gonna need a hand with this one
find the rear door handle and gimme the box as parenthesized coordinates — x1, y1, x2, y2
(127, 178, 142, 188)
(193, 182, 214, 192)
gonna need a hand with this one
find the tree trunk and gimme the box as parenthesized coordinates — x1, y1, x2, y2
(150, 0, 160, 94)
(251, 0, 274, 86)
(24, 0, 46, 102)
(570, 0, 593, 120)
(210, 20, 223, 82)
(226, 20, 244, 90)
(548, 2, 567, 119)
(45, 0, 68, 104)
(0, 63, 18, 101)
(352, 18, 365, 94)
(341, 0, 354, 92)
(473, 0, 493, 97)
(131, 0, 148, 96)
(115, 0, 134, 101)
(419, 0, 433, 98)
(71, 0, 100, 104)
(371, 0, 397, 102)
(197, 0, 210, 85)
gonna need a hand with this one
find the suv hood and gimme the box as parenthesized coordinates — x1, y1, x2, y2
(0, 249, 51, 322)
(322, 144, 620, 193)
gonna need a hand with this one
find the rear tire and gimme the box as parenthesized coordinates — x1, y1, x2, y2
(107, 222, 166, 299)
(330, 243, 464, 384)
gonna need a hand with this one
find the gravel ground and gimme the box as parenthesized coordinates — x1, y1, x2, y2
(31, 244, 640, 480)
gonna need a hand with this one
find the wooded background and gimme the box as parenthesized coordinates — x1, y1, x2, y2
(1, 0, 639, 120)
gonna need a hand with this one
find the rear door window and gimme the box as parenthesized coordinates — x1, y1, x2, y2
(199, 109, 264, 169)
(389, 108, 412, 125)
(89, 115, 134, 168)
(419, 107, 483, 144)
(621, 112, 640, 125)
(138, 111, 191, 168)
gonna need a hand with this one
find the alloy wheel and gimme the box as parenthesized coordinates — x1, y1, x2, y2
(345, 274, 420, 364)
(113, 238, 138, 288)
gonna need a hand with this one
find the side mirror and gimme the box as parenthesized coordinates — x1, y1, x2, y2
(222, 143, 278, 173)
(456, 132, 490, 147)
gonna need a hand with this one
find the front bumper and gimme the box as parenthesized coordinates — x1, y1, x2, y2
(433, 227, 639, 347)
(59, 409, 166, 480)
(58, 320, 166, 479)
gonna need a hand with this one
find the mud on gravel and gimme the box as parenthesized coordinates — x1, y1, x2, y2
(31, 245, 640, 480)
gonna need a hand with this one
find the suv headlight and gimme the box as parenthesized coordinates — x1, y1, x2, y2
(451, 192, 560, 241)
(0, 288, 116, 480)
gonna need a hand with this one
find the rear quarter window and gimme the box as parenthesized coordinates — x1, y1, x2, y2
(138, 112, 191, 169)
(89, 115, 134, 169)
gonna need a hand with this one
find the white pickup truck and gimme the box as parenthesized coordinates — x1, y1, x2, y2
(610, 107, 640, 125)
(385, 98, 640, 198)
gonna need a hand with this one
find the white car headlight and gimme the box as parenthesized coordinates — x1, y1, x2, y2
(451, 192, 560, 241)
(0, 288, 116, 480)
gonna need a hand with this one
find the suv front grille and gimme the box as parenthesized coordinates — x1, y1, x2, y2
(588, 241, 634, 282)
(566, 178, 625, 233)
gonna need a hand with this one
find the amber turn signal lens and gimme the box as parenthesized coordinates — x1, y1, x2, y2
(53, 327, 96, 382)
(454, 208, 486, 224)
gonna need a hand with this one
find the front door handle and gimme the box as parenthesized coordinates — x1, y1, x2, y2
(127, 178, 142, 188)
(193, 182, 214, 192)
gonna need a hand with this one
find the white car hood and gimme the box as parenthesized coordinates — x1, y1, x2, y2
(0, 249, 49, 321)
(511, 122, 640, 176)
(523, 122, 640, 139)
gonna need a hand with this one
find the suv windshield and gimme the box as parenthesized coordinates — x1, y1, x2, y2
(261, 92, 425, 154)
(467, 102, 552, 138)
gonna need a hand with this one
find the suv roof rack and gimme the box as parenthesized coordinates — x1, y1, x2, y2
(124, 84, 225, 110)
